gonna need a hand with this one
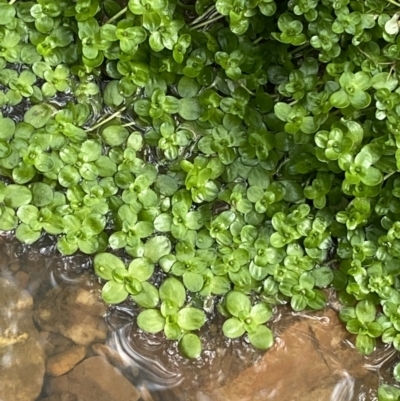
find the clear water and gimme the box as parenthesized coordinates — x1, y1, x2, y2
(0, 234, 398, 401)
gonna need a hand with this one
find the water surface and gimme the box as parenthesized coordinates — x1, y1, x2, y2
(0, 234, 396, 401)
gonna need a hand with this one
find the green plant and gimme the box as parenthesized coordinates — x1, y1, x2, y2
(1, 0, 400, 396)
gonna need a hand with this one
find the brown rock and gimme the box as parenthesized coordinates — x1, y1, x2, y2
(0, 277, 45, 401)
(41, 392, 77, 401)
(15, 271, 29, 289)
(209, 308, 378, 401)
(10, 260, 19, 272)
(139, 384, 156, 401)
(46, 345, 87, 377)
(0, 251, 9, 269)
(34, 284, 107, 346)
(92, 343, 131, 369)
(40, 332, 75, 358)
(48, 356, 141, 401)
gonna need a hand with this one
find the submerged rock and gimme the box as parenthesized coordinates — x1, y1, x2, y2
(0, 276, 45, 401)
(34, 282, 107, 346)
(91, 342, 131, 369)
(40, 331, 75, 358)
(208, 308, 378, 401)
(47, 356, 141, 401)
(41, 392, 77, 401)
(46, 345, 87, 377)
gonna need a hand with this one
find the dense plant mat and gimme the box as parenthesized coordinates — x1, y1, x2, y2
(1, 0, 400, 396)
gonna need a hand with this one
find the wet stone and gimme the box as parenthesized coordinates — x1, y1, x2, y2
(41, 392, 77, 401)
(208, 308, 378, 401)
(46, 345, 87, 377)
(15, 271, 29, 289)
(92, 342, 131, 369)
(0, 251, 9, 269)
(0, 276, 45, 401)
(40, 332, 75, 358)
(10, 260, 20, 272)
(34, 281, 108, 346)
(139, 384, 156, 401)
(47, 356, 141, 401)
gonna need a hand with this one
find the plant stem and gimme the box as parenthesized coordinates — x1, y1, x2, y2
(87, 107, 127, 132)
(290, 42, 310, 55)
(122, 121, 138, 127)
(106, 7, 127, 24)
(239, 82, 256, 96)
(253, 37, 264, 44)
(189, 5, 215, 26)
(190, 13, 225, 29)
(387, 0, 400, 7)
(9, 0, 17, 4)
(357, 47, 378, 67)
(384, 171, 397, 181)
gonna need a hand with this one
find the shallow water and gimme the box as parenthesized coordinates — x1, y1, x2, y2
(0, 234, 398, 401)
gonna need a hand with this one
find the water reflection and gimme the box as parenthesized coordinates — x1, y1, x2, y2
(0, 234, 395, 401)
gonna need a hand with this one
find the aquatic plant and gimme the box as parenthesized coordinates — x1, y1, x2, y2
(2, 0, 400, 396)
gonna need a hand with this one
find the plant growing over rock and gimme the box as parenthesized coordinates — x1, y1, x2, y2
(2, 0, 400, 396)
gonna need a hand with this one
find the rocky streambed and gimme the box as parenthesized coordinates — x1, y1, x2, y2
(0, 235, 394, 401)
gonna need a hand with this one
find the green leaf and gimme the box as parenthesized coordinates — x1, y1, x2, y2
(56, 237, 79, 255)
(159, 277, 186, 307)
(372, 72, 398, 91)
(0, 3, 16, 25)
(155, 175, 178, 196)
(102, 280, 129, 304)
(4, 185, 32, 208)
(144, 236, 172, 262)
(222, 317, 245, 338)
(210, 275, 231, 295)
(346, 318, 362, 334)
(225, 290, 251, 317)
(15, 223, 41, 245)
(307, 290, 326, 310)
(311, 267, 334, 288)
(378, 384, 400, 401)
(128, 258, 154, 281)
(179, 333, 202, 359)
(24, 104, 55, 128)
(250, 303, 273, 325)
(101, 125, 129, 146)
(355, 334, 375, 355)
(0, 117, 15, 140)
(131, 282, 159, 308)
(94, 253, 126, 280)
(178, 98, 202, 121)
(291, 294, 308, 311)
(178, 76, 200, 98)
(109, 231, 127, 249)
(394, 363, 400, 383)
(248, 325, 274, 350)
(163, 321, 180, 340)
(177, 307, 206, 331)
(17, 205, 38, 224)
(356, 300, 376, 324)
(154, 213, 172, 232)
(183, 272, 204, 292)
(12, 162, 36, 184)
(104, 81, 124, 107)
(330, 90, 350, 109)
(31, 183, 53, 207)
(83, 213, 106, 235)
(137, 309, 165, 333)
(274, 102, 291, 122)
